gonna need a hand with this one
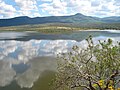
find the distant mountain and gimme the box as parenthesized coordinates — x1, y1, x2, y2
(0, 13, 120, 27)
(102, 16, 120, 23)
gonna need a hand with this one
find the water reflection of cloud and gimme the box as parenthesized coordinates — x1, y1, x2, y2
(16, 57, 57, 88)
(0, 40, 78, 64)
(0, 60, 16, 87)
(0, 36, 119, 88)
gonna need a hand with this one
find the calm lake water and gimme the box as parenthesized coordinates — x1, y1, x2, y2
(0, 30, 120, 90)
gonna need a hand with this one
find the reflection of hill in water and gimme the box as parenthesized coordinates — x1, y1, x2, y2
(0, 30, 120, 41)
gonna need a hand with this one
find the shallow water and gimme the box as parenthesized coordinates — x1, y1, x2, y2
(0, 30, 120, 90)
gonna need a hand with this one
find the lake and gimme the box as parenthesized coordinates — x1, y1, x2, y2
(0, 30, 120, 90)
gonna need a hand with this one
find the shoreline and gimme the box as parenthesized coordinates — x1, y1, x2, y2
(78, 29, 120, 33)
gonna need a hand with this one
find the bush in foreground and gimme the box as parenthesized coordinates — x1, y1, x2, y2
(54, 36, 120, 90)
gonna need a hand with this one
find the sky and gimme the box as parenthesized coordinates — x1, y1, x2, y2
(0, 0, 120, 19)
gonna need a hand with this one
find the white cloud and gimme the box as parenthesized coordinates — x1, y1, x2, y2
(39, 0, 68, 16)
(114, 0, 120, 6)
(39, 0, 120, 17)
(0, 2, 16, 12)
(14, 0, 40, 17)
(64, 0, 120, 17)
(32, 12, 41, 17)
(0, 0, 120, 18)
(0, 1, 17, 18)
(0, 0, 2, 2)
(0, 0, 41, 18)
(15, 0, 37, 10)
(40, 0, 52, 2)
(91, 0, 100, 7)
(65, 0, 78, 7)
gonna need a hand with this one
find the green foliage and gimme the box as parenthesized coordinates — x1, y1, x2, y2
(54, 36, 120, 90)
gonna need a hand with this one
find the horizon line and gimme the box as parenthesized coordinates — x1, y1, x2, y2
(1, 13, 120, 19)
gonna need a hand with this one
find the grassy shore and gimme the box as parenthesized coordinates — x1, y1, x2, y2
(0, 24, 81, 34)
(0, 23, 100, 34)
(0, 23, 119, 34)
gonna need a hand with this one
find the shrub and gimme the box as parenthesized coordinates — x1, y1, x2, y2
(54, 36, 120, 90)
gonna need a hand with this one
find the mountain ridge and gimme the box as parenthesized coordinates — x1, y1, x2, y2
(0, 13, 120, 27)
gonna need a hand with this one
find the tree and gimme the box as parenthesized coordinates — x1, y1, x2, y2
(54, 36, 120, 90)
